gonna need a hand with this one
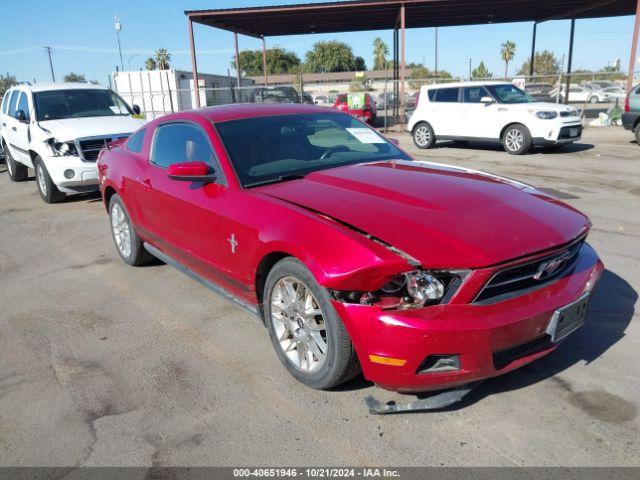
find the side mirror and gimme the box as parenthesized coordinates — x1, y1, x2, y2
(167, 161, 217, 183)
(132, 104, 141, 115)
(480, 96, 494, 105)
(16, 110, 27, 122)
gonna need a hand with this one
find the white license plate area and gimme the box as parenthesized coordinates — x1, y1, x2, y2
(546, 294, 589, 343)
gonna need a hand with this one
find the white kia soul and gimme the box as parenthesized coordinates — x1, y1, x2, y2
(0, 83, 144, 202)
(407, 81, 583, 155)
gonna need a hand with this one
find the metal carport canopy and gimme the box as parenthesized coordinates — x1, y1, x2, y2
(185, 0, 637, 37)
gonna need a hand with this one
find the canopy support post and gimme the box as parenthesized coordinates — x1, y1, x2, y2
(187, 18, 201, 109)
(234, 32, 241, 88)
(529, 22, 537, 77)
(400, 3, 406, 124)
(628, 0, 640, 92)
(262, 37, 269, 86)
(564, 19, 576, 104)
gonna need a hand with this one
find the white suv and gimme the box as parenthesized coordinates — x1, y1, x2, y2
(0, 83, 144, 202)
(408, 82, 583, 155)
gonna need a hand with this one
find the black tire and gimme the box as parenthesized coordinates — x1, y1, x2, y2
(502, 124, 532, 155)
(412, 122, 436, 149)
(33, 156, 65, 203)
(4, 142, 28, 182)
(108, 193, 154, 266)
(263, 257, 360, 390)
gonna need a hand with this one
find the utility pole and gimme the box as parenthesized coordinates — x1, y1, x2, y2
(44, 46, 55, 82)
(114, 16, 124, 72)
(469, 58, 472, 79)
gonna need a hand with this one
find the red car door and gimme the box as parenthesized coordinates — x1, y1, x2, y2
(137, 120, 229, 282)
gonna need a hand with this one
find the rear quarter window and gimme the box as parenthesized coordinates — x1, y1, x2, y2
(1, 92, 9, 114)
(434, 88, 460, 102)
(7, 90, 19, 116)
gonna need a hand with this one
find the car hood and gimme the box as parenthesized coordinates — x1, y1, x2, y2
(38, 116, 145, 142)
(257, 161, 590, 269)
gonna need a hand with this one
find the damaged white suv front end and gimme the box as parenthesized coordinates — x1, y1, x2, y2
(0, 82, 144, 202)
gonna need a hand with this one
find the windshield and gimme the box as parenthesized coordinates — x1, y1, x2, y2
(215, 112, 410, 188)
(485, 84, 535, 104)
(34, 89, 133, 121)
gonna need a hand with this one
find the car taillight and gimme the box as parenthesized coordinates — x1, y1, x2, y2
(625, 94, 630, 112)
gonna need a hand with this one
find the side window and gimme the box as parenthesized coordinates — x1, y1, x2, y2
(126, 128, 146, 153)
(16, 92, 30, 121)
(463, 86, 489, 103)
(427, 89, 437, 101)
(434, 88, 460, 102)
(151, 123, 215, 169)
(8, 91, 19, 117)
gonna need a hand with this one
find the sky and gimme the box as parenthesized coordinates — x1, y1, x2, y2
(1, 0, 638, 85)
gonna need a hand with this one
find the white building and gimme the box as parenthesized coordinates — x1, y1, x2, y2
(112, 69, 255, 119)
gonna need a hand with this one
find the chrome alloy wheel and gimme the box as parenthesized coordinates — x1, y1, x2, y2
(36, 164, 47, 195)
(414, 125, 431, 147)
(505, 128, 524, 152)
(270, 276, 327, 373)
(111, 203, 132, 258)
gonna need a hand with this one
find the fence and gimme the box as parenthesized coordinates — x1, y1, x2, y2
(113, 70, 639, 127)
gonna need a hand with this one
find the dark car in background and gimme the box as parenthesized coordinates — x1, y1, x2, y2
(622, 84, 640, 145)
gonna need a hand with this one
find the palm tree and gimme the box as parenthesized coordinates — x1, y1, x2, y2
(155, 49, 171, 70)
(500, 41, 516, 79)
(373, 37, 389, 71)
(145, 57, 157, 71)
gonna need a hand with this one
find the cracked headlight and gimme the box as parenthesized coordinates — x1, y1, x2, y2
(48, 139, 78, 156)
(332, 270, 469, 310)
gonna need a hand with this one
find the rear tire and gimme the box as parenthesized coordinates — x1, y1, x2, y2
(34, 156, 65, 203)
(502, 124, 532, 155)
(412, 122, 435, 149)
(263, 257, 360, 390)
(108, 193, 154, 266)
(5, 143, 28, 182)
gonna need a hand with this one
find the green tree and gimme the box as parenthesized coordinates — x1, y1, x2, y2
(304, 41, 356, 73)
(155, 49, 171, 70)
(354, 56, 367, 71)
(145, 57, 157, 71)
(0, 73, 17, 97)
(500, 41, 516, 78)
(372, 37, 389, 70)
(234, 48, 300, 76)
(63, 72, 87, 83)
(471, 61, 493, 80)
(517, 50, 560, 82)
(408, 65, 430, 89)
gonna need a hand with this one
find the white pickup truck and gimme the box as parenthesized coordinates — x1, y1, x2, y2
(0, 83, 144, 203)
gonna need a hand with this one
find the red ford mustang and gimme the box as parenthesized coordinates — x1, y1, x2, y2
(97, 104, 603, 394)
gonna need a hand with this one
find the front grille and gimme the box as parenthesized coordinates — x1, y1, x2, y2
(558, 125, 582, 139)
(493, 335, 552, 370)
(474, 240, 583, 304)
(77, 135, 129, 162)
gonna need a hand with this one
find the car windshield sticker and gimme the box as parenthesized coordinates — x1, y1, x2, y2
(346, 128, 386, 144)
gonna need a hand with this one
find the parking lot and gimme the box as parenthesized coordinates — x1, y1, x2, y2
(0, 126, 638, 467)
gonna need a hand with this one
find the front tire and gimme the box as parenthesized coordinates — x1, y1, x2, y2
(109, 194, 153, 266)
(502, 124, 532, 155)
(4, 143, 28, 182)
(34, 156, 65, 203)
(412, 122, 436, 149)
(264, 258, 360, 390)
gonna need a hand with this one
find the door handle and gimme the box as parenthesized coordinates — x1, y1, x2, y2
(137, 177, 152, 191)
(11, 127, 17, 131)
(2, 123, 5, 127)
